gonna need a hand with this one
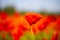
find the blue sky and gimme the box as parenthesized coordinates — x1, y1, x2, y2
(0, 0, 60, 12)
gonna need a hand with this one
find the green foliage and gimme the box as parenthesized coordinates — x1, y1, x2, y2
(5, 33, 12, 40)
(20, 31, 35, 40)
(39, 10, 47, 15)
(47, 28, 54, 40)
(58, 31, 60, 40)
(0, 31, 2, 40)
(35, 31, 48, 40)
(4, 6, 15, 15)
(20, 11, 26, 15)
(0, 8, 2, 12)
(0, 31, 12, 40)
(20, 28, 55, 40)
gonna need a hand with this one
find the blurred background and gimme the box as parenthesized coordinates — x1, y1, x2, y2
(0, 0, 60, 14)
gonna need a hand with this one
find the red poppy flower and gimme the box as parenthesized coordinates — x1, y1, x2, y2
(0, 23, 4, 31)
(12, 29, 23, 40)
(13, 12, 20, 17)
(3, 21, 13, 32)
(25, 13, 41, 25)
(47, 16, 57, 22)
(38, 21, 49, 31)
(0, 11, 7, 20)
(18, 24, 27, 31)
(51, 31, 58, 40)
(56, 18, 60, 31)
(12, 33, 19, 40)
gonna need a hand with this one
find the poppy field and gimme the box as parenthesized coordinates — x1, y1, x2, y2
(0, 10, 60, 40)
